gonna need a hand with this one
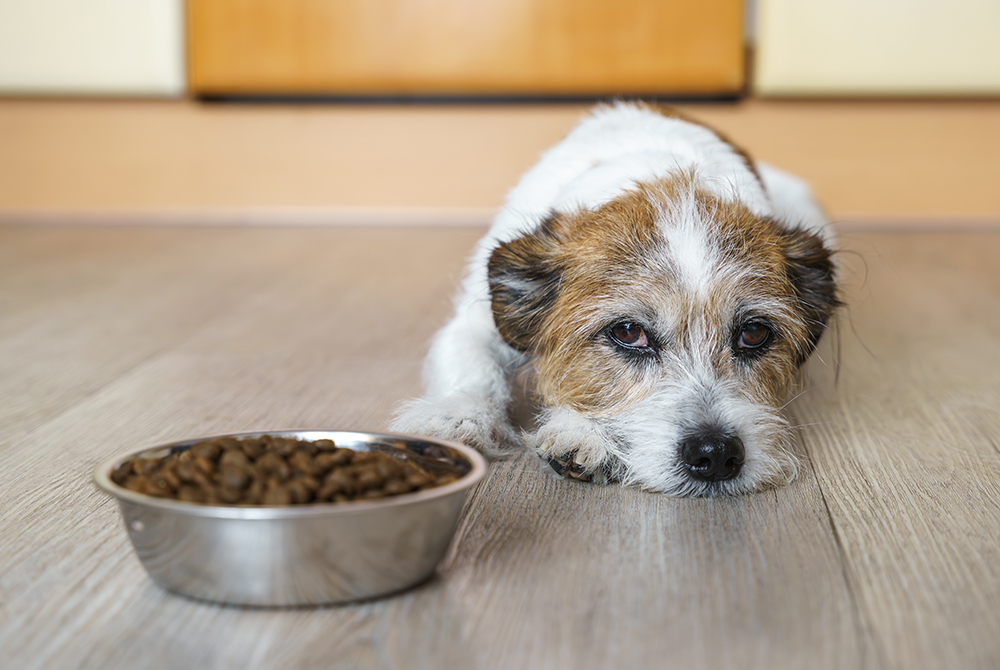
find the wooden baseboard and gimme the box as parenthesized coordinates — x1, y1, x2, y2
(2, 99, 1000, 226)
(0, 206, 496, 227)
(4, 207, 998, 231)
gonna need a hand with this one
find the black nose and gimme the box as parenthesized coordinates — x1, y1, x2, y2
(679, 429, 745, 482)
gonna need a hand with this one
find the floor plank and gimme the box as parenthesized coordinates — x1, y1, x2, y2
(0, 226, 318, 445)
(796, 231, 1000, 670)
(1, 226, 998, 669)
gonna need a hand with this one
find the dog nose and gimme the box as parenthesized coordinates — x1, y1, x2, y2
(679, 430, 745, 482)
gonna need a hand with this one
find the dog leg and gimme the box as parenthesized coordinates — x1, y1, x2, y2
(391, 303, 524, 455)
(529, 408, 623, 484)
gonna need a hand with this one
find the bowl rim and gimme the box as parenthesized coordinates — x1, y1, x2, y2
(93, 429, 489, 520)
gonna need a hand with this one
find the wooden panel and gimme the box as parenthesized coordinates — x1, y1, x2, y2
(3, 100, 1000, 225)
(187, 0, 744, 95)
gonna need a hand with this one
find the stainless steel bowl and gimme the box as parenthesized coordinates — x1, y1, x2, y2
(93, 430, 488, 607)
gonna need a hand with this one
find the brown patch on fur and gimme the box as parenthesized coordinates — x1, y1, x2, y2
(488, 214, 568, 353)
(778, 227, 841, 363)
(489, 173, 837, 419)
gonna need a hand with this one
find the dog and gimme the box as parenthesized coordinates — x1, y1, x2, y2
(392, 101, 839, 496)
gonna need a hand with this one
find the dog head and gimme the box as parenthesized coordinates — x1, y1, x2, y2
(488, 173, 839, 495)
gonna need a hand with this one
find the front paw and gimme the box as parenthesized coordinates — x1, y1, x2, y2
(543, 451, 613, 483)
(530, 410, 623, 484)
(390, 395, 522, 456)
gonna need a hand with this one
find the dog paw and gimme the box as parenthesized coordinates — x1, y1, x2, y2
(390, 395, 522, 456)
(542, 451, 615, 484)
(529, 410, 622, 484)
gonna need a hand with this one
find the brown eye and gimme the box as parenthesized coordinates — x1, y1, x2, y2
(610, 322, 649, 348)
(737, 322, 772, 350)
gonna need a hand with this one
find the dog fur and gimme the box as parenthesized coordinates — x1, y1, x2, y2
(392, 102, 839, 496)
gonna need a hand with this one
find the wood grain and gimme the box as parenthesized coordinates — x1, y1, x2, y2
(187, 0, 743, 95)
(1, 226, 999, 668)
(792, 231, 1000, 669)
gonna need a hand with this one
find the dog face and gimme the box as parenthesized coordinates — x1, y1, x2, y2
(488, 173, 839, 495)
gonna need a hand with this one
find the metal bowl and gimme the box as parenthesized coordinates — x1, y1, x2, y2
(93, 429, 488, 607)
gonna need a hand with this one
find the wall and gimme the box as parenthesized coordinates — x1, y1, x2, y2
(755, 0, 1000, 96)
(0, 0, 184, 95)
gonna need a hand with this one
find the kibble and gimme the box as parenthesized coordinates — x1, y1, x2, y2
(111, 435, 459, 506)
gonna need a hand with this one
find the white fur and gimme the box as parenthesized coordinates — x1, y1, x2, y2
(392, 102, 831, 495)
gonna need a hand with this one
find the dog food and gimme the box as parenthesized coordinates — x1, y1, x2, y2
(110, 435, 459, 505)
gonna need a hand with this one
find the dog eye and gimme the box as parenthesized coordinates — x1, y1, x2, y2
(737, 322, 772, 350)
(609, 322, 649, 348)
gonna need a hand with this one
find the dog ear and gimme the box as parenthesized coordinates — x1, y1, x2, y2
(780, 227, 841, 363)
(488, 214, 567, 353)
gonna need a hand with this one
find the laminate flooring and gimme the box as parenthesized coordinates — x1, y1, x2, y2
(1, 225, 998, 669)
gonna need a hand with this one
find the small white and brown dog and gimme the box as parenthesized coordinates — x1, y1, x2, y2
(392, 101, 839, 496)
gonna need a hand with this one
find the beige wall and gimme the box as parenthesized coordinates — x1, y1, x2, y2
(2, 99, 999, 226)
(0, 0, 184, 95)
(755, 0, 1000, 96)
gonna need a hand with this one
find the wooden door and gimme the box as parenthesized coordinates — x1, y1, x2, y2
(188, 0, 744, 97)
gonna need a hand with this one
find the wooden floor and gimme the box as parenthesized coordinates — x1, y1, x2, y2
(1, 224, 998, 669)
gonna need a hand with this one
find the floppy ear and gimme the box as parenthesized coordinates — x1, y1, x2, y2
(487, 215, 566, 353)
(781, 227, 841, 363)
